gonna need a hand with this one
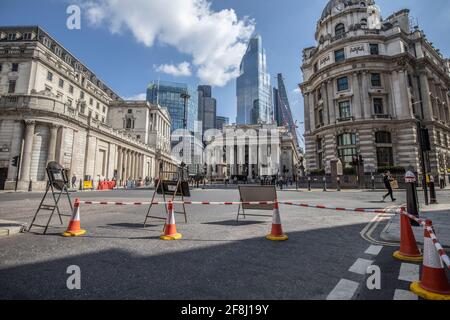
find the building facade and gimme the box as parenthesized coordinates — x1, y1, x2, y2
(197, 85, 217, 136)
(0, 26, 177, 190)
(236, 34, 273, 125)
(216, 116, 229, 130)
(204, 124, 303, 181)
(300, 1, 450, 178)
(108, 100, 175, 179)
(274, 73, 300, 148)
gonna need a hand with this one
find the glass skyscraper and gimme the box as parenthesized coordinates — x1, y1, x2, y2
(198, 85, 217, 136)
(274, 73, 299, 147)
(147, 81, 198, 133)
(236, 34, 273, 125)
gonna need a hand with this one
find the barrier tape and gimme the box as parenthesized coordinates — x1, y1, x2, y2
(279, 201, 400, 214)
(399, 210, 426, 226)
(79, 200, 278, 206)
(426, 226, 450, 270)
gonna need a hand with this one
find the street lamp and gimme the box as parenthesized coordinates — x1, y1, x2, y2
(180, 92, 190, 181)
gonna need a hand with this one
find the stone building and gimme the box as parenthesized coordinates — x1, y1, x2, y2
(0, 26, 177, 190)
(300, 1, 450, 178)
(204, 124, 303, 181)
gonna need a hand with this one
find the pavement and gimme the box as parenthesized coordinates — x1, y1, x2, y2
(0, 187, 448, 300)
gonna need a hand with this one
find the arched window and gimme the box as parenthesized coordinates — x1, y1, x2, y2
(335, 23, 346, 37)
(360, 18, 367, 27)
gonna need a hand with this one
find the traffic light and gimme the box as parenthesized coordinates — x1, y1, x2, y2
(11, 155, 20, 167)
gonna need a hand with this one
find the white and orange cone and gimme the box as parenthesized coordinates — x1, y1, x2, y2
(160, 201, 182, 241)
(266, 200, 288, 241)
(410, 220, 450, 300)
(62, 198, 86, 237)
(393, 208, 423, 262)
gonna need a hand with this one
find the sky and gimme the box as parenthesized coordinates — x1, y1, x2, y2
(2, 0, 450, 147)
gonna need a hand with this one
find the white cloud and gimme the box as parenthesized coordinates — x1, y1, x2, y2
(124, 93, 146, 100)
(155, 62, 192, 77)
(83, 0, 255, 87)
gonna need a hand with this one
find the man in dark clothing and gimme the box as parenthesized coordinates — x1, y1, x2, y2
(382, 171, 396, 202)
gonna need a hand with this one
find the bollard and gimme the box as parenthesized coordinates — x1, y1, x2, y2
(308, 177, 311, 191)
(323, 176, 327, 192)
(79, 179, 83, 191)
(371, 174, 375, 191)
(337, 176, 341, 192)
(405, 171, 420, 227)
(28, 179, 32, 192)
(429, 175, 438, 205)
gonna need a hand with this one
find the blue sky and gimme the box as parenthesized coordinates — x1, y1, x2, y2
(2, 0, 450, 144)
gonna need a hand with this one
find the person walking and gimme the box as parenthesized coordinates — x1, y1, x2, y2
(71, 174, 77, 189)
(382, 171, 396, 202)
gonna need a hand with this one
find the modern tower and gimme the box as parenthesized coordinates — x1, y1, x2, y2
(274, 73, 299, 147)
(236, 34, 273, 125)
(198, 85, 217, 136)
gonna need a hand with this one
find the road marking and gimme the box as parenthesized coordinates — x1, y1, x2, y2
(348, 258, 373, 275)
(393, 289, 418, 300)
(365, 245, 383, 256)
(360, 206, 399, 247)
(326, 279, 360, 300)
(398, 263, 420, 282)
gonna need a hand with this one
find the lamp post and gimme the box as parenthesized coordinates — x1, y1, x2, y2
(180, 92, 190, 182)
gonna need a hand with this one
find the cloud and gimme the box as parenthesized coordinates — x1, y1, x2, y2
(124, 93, 146, 100)
(155, 62, 192, 77)
(83, 0, 255, 87)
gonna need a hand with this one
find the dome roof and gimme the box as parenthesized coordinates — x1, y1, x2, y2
(321, 0, 375, 20)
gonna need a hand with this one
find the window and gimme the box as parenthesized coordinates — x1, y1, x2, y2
(7, 33, 17, 41)
(375, 131, 392, 144)
(96, 102, 100, 110)
(337, 133, 357, 165)
(80, 91, 85, 99)
(370, 43, 379, 55)
(126, 118, 133, 129)
(128, 109, 133, 114)
(102, 106, 106, 113)
(12, 63, 19, 72)
(317, 109, 324, 126)
(45, 86, 52, 93)
(360, 18, 367, 27)
(373, 98, 384, 115)
(89, 98, 93, 106)
(102, 117, 105, 123)
(334, 49, 345, 62)
(317, 89, 322, 101)
(377, 147, 393, 167)
(23, 33, 32, 40)
(80, 103, 86, 115)
(314, 63, 318, 73)
(47, 71, 53, 81)
(437, 131, 442, 146)
(95, 114, 99, 120)
(371, 73, 381, 87)
(8, 80, 16, 93)
(69, 85, 74, 94)
(136, 135, 141, 140)
(339, 101, 352, 119)
(67, 98, 73, 107)
(337, 76, 349, 91)
(59, 79, 64, 89)
(335, 23, 345, 37)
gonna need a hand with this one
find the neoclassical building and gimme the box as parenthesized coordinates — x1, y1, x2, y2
(300, 0, 450, 178)
(0, 26, 177, 190)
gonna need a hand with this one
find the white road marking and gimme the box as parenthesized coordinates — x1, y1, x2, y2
(326, 279, 360, 300)
(398, 263, 420, 283)
(394, 289, 418, 300)
(348, 258, 374, 275)
(365, 245, 383, 256)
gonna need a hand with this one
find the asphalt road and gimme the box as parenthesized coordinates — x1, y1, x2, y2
(0, 187, 448, 300)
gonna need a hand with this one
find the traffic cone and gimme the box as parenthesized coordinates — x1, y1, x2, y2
(62, 199, 86, 237)
(393, 208, 423, 262)
(410, 220, 450, 300)
(160, 201, 182, 240)
(266, 200, 288, 241)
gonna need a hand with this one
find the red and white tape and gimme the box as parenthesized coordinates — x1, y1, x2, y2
(279, 201, 400, 214)
(78, 200, 277, 206)
(400, 210, 426, 226)
(426, 226, 450, 270)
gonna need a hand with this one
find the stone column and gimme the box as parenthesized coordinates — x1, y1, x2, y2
(352, 73, 362, 120)
(123, 149, 129, 181)
(419, 73, 433, 121)
(117, 147, 123, 182)
(20, 121, 35, 182)
(47, 124, 59, 164)
(361, 72, 371, 119)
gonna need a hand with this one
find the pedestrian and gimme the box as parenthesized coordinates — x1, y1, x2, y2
(71, 174, 77, 189)
(382, 171, 396, 202)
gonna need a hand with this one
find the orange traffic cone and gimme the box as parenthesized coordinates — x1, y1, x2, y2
(160, 201, 182, 240)
(393, 208, 423, 262)
(266, 200, 288, 241)
(410, 220, 450, 300)
(62, 198, 86, 237)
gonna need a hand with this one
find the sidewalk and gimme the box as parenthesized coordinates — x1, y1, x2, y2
(381, 204, 450, 247)
(0, 220, 27, 237)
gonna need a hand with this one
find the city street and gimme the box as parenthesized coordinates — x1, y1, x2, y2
(1, 187, 448, 300)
